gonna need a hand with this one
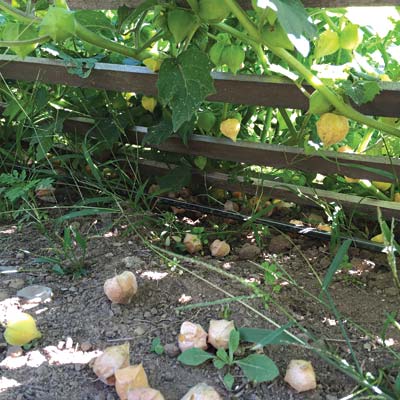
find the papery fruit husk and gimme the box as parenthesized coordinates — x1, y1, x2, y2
(180, 382, 222, 399)
(93, 342, 130, 385)
(208, 319, 235, 349)
(116, 364, 149, 400)
(183, 233, 203, 254)
(4, 312, 42, 346)
(104, 271, 138, 304)
(127, 388, 165, 400)
(210, 240, 230, 257)
(284, 359, 317, 393)
(178, 321, 208, 352)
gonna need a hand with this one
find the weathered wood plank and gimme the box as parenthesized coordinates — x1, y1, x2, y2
(0, 56, 399, 117)
(58, 0, 400, 9)
(138, 159, 400, 219)
(125, 127, 400, 182)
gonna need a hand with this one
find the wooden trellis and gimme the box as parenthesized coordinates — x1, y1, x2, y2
(1, 0, 400, 219)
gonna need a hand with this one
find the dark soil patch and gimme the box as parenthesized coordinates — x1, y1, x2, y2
(0, 219, 399, 400)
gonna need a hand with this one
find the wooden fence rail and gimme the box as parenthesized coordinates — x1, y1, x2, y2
(0, 56, 399, 117)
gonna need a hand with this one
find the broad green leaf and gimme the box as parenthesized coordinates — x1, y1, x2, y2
(157, 47, 215, 131)
(320, 239, 351, 294)
(75, 10, 114, 35)
(250, 323, 295, 349)
(3, 22, 39, 58)
(223, 373, 235, 390)
(239, 327, 298, 345)
(235, 354, 279, 383)
(229, 329, 240, 361)
(213, 358, 226, 369)
(341, 81, 381, 105)
(116, 0, 159, 32)
(157, 166, 192, 192)
(216, 348, 230, 363)
(143, 119, 174, 145)
(178, 348, 214, 366)
(194, 156, 207, 170)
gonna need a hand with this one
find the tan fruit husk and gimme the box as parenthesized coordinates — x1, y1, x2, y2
(210, 240, 230, 258)
(115, 364, 149, 400)
(181, 382, 222, 399)
(178, 321, 208, 352)
(93, 343, 130, 385)
(284, 360, 317, 393)
(316, 224, 331, 232)
(104, 271, 138, 304)
(208, 319, 235, 349)
(183, 233, 203, 254)
(220, 118, 240, 142)
(316, 113, 349, 147)
(127, 388, 165, 400)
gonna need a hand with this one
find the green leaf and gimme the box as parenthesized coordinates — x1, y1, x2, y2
(143, 119, 174, 145)
(178, 348, 215, 366)
(216, 348, 230, 363)
(235, 354, 279, 383)
(250, 323, 294, 349)
(341, 81, 381, 105)
(228, 329, 240, 362)
(150, 338, 164, 355)
(394, 371, 400, 396)
(3, 22, 39, 58)
(157, 47, 215, 131)
(194, 156, 207, 170)
(157, 166, 192, 192)
(320, 239, 351, 294)
(213, 358, 226, 369)
(223, 373, 235, 390)
(239, 327, 298, 345)
(75, 10, 114, 35)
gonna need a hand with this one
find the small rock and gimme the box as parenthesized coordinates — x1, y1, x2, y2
(106, 394, 115, 400)
(144, 311, 152, 319)
(238, 243, 261, 260)
(111, 304, 122, 316)
(0, 290, 10, 302)
(385, 287, 399, 297)
(7, 346, 23, 358)
(326, 395, 338, 400)
(80, 341, 92, 352)
(16, 395, 24, 400)
(134, 326, 146, 336)
(163, 371, 175, 382)
(7, 279, 25, 290)
(123, 256, 145, 269)
(164, 343, 180, 358)
(17, 285, 53, 303)
(65, 337, 73, 350)
(150, 307, 158, 316)
(16, 252, 25, 260)
(268, 235, 292, 254)
(105, 253, 114, 258)
(94, 393, 106, 400)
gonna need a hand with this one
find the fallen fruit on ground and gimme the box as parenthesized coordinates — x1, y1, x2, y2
(93, 343, 130, 385)
(181, 382, 222, 399)
(284, 360, 317, 393)
(210, 239, 231, 257)
(208, 319, 235, 349)
(115, 364, 149, 400)
(178, 321, 208, 352)
(104, 271, 138, 304)
(316, 113, 349, 147)
(127, 388, 165, 400)
(220, 118, 241, 141)
(4, 312, 42, 346)
(183, 233, 203, 254)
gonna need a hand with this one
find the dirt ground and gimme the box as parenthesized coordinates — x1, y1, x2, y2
(0, 215, 399, 400)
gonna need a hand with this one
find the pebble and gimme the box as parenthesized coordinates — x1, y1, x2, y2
(326, 396, 338, 400)
(123, 255, 145, 269)
(0, 289, 10, 301)
(94, 393, 106, 400)
(164, 343, 180, 358)
(16, 395, 24, 400)
(144, 311, 152, 319)
(111, 304, 122, 316)
(80, 341, 92, 352)
(238, 244, 261, 260)
(6, 278, 25, 290)
(7, 345, 23, 358)
(16, 252, 25, 260)
(150, 307, 158, 316)
(17, 285, 53, 303)
(134, 326, 146, 336)
(268, 235, 292, 254)
(106, 394, 115, 400)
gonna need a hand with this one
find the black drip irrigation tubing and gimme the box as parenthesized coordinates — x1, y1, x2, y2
(156, 196, 388, 253)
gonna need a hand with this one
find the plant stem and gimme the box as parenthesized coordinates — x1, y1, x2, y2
(0, 35, 49, 46)
(0, 0, 41, 24)
(222, 0, 400, 139)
